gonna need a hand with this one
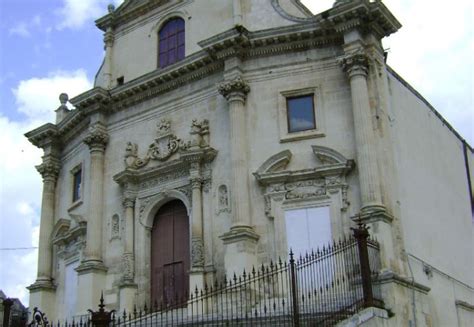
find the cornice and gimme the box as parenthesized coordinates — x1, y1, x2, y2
(26, 3, 401, 149)
(324, 0, 401, 38)
(24, 123, 59, 148)
(96, 0, 175, 32)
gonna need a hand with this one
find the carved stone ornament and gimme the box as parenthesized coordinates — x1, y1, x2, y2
(217, 184, 231, 214)
(36, 159, 60, 180)
(122, 252, 134, 282)
(218, 76, 250, 100)
(84, 123, 109, 151)
(255, 146, 354, 217)
(124, 118, 213, 170)
(340, 52, 369, 78)
(52, 216, 87, 260)
(191, 237, 204, 267)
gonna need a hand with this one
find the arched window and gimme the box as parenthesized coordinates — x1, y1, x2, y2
(158, 18, 185, 68)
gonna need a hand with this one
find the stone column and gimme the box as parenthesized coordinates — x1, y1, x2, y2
(119, 197, 137, 313)
(342, 51, 397, 272)
(218, 76, 259, 276)
(341, 53, 385, 215)
(28, 153, 60, 316)
(76, 122, 108, 314)
(189, 162, 206, 294)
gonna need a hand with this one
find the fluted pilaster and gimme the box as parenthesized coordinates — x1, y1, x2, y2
(218, 76, 252, 228)
(30, 156, 60, 289)
(341, 53, 385, 214)
(79, 123, 108, 271)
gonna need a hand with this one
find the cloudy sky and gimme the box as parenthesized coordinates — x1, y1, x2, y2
(0, 0, 472, 306)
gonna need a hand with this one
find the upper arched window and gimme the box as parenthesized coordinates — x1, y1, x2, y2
(158, 18, 185, 68)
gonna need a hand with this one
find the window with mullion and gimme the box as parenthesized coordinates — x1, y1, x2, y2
(159, 18, 185, 68)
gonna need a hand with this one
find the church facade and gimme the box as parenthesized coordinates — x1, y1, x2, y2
(26, 0, 473, 326)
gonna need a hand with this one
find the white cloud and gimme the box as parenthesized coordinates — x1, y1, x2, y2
(56, 0, 125, 30)
(12, 70, 92, 122)
(0, 71, 93, 305)
(8, 22, 31, 38)
(301, 0, 473, 144)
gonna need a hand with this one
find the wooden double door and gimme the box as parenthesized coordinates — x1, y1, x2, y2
(151, 200, 190, 307)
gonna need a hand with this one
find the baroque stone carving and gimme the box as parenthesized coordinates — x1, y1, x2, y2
(111, 214, 120, 239)
(124, 118, 213, 170)
(124, 119, 181, 169)
(36, 159, 60, 180)
(121, 253, 134, 282)
(84, 123, 109, 151)
(340, 52, 369, 78)
(217, 184, 231, 214)
(218, 76, 250, 99)
(191, 238, 204, 267)
(189, 119, 210, 148)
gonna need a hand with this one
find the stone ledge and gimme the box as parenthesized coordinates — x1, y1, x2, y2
(377, 270, 431, 294)
(455, 300, 474, 312)
(336, 307, 389, 327)
(27, 279, 57, 292)
(75, 260, 108, 275)
(220, 225, 260, 244)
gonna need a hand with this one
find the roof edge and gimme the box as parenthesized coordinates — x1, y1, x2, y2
(387, 65, 472, 151)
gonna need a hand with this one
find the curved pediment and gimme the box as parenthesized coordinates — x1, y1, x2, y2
(255, 150, 292, 175)
(254, 146, 353, 186)
(312, 145, 350, 166)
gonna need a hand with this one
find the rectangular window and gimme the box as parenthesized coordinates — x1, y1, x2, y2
(72, 168, 82, 203)
(285, 206, 331, 258)
(286, 95, 315, 133)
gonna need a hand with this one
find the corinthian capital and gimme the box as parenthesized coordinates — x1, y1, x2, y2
(218, 76, 250, 101)
(122, 197, 135, 208)
(84, 123, 109, 151)
(36, 158, 60, 181)
(340, 53, 369, 78)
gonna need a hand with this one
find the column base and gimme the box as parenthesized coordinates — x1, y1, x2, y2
(356, 206, 393, 224)
(76, 261, 108, 315)
(28, 283, 56, 321)
(220, 225, 259, 277)
(352, 208, 402, 273)
(118, 282, 138, 314)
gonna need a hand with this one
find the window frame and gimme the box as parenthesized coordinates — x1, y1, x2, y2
(71, 165, 83, 204)
(278, 86, 325, 143)
(157, 17, 185, 69)
(286, 94, 316, 133)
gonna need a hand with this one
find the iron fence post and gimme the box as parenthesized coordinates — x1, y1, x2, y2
(89, 292, 115, 327)
(289, 250, 300, 327)
(352, 224, 374, 308)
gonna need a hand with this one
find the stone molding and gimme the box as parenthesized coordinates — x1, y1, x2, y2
(377, 270, 431, 294)
(83, 122, 109, 151)
(270, 0, 314, 23)
(26, 1, 401, 151)
(52, 216, 87, 261)
(455, 300, 474, 312)
(254, 146, 354, 217)
(122, 197, 135, 208)
(27, 280, 57, 292)
(220, 225, 260, 245)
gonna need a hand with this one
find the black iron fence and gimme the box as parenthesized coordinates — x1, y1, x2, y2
(26, 224, 381, 327)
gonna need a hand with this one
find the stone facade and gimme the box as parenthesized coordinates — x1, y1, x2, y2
(26, 0, 473, 326)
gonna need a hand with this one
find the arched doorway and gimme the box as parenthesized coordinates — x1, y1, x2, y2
(151, 200, 190, 307)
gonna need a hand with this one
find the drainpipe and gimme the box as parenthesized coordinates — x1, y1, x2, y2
(462, 140, 473, 214)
